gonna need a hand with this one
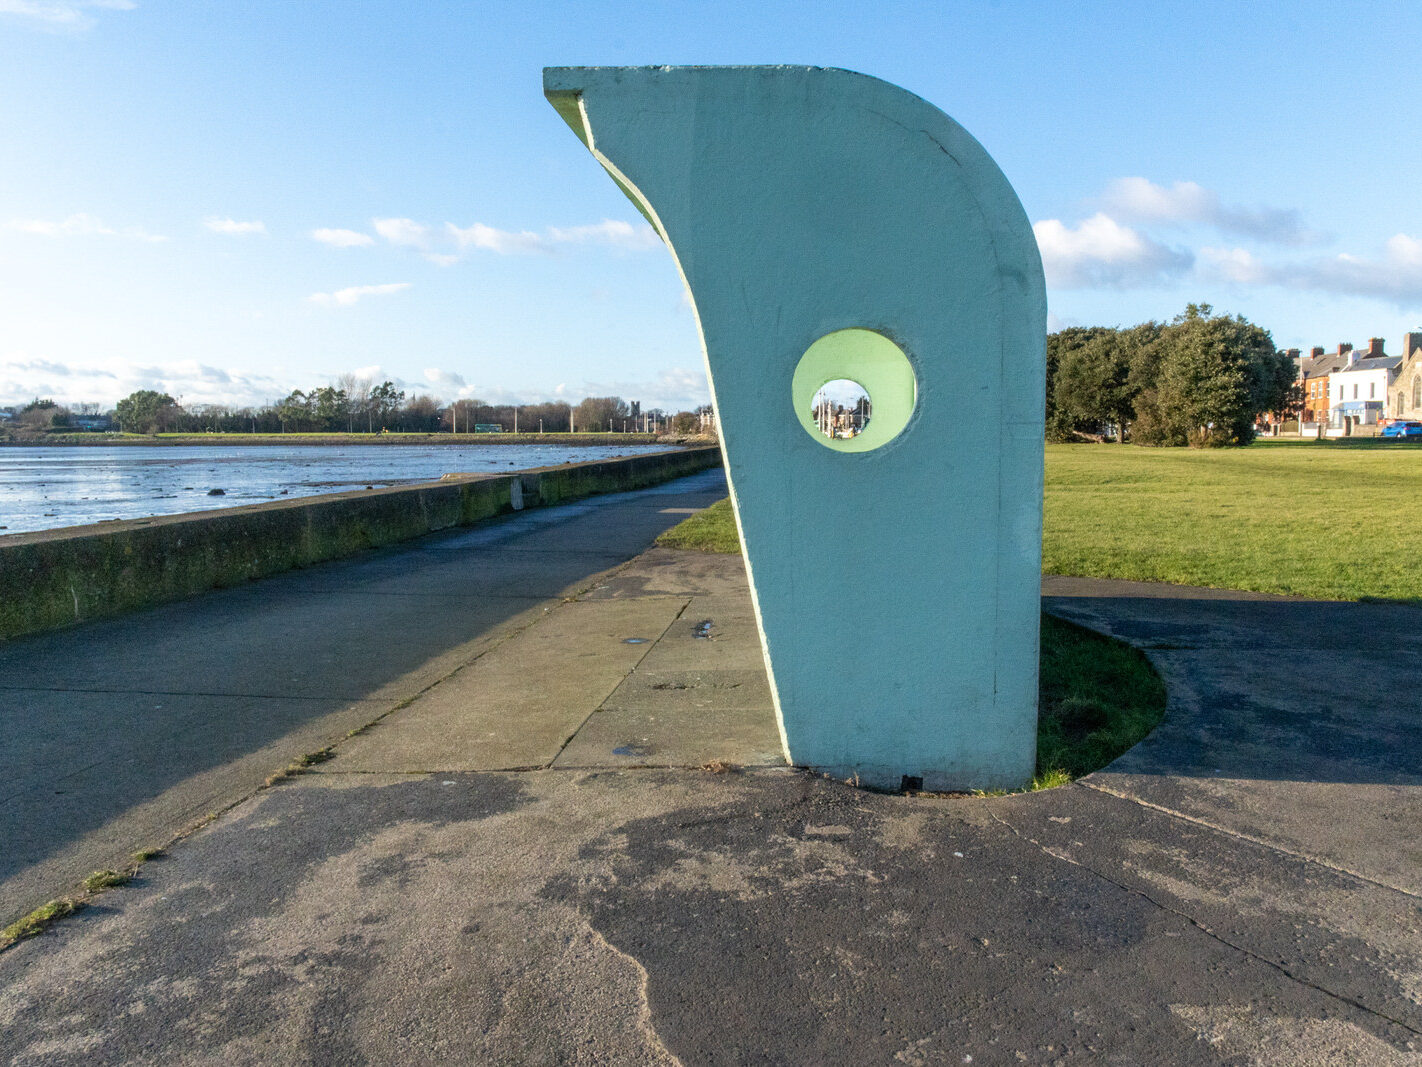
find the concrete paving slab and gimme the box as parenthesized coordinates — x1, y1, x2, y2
(552, 702, 784, 768)
(599, 667, 775, 713)
(582, 546, 750, 600)
(324, 597, 691, 772)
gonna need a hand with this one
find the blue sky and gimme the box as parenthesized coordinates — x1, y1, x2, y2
(3, 0, 1420, 412)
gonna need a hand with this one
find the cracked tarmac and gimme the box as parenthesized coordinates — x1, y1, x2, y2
(2, 470, 1420, 1064)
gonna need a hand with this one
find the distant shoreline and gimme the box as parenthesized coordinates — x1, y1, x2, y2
(1, 432, 715, 448)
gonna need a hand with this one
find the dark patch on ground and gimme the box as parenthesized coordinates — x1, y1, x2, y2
(542, 773, 1415, 1064)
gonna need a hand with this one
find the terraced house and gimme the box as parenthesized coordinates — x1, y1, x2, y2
(1297, 344, 1352, 426)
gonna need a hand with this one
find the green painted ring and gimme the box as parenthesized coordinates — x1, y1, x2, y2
(791, 328, 917, 453)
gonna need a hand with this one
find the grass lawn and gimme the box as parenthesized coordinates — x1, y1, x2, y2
(1044, 438, 1422, 601)
(656, 499, 1166, 788)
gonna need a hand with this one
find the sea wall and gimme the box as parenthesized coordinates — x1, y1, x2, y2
(0, 447, 720, 641)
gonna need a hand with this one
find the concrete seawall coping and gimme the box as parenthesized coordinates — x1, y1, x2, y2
(0, 446, 721, 642)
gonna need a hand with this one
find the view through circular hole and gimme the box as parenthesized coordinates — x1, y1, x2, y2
(810, 379, 871, 441)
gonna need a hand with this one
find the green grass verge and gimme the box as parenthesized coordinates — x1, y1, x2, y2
(656, 499, 1168, 788)
(655, 497, 741, 553)
(1044, 440, 1422, 601)
(1035, 614, 1166, 783)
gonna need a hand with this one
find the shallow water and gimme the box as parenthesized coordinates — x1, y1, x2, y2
(0, 443, 676, 535)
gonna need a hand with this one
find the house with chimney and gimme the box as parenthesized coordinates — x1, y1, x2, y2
(1389, 332, 1422, 421)
(1329, 337, 1401, 429)
(1297, 344, 1353, 427)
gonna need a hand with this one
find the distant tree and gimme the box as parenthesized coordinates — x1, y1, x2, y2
(275, 390, 312, 433)
(574, 396, 628, 433)
(115, 390, 180, 434)
(14, 397, 70, 433)
(1132, 304, 1280, 447)
(335, 374, 374, 432)
(1045, 327, 1114, 441)
(669, 410, 699, 433)
(370, 381, 405, 431)
(399, 394, 442, 432)
(309, 386, 349, 431)
(1053, 323, 1161, 443)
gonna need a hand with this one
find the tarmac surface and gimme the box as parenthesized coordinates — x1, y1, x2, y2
(2, 468, 1420, 1065)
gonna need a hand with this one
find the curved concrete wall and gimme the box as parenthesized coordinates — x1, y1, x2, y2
(0, 447, 719, 641)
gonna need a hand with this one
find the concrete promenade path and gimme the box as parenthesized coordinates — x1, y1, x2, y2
(3, 470, 1421, 1064)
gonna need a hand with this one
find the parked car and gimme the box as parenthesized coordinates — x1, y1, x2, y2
(1381, 421, 1422, 439)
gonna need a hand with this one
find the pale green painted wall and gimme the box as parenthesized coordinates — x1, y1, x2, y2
(546, 66, 1046, 790)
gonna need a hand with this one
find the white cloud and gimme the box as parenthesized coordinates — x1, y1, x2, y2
(347, 216, 666, 261)
(312, 227, 375, 248)
(573, 366, 710, 412)
(6, 213, 166, 242)
(373, 217, 431, 248)
(0, 0, 135, 31)
(545, 218, 662, 250)
(0, 353, 289, 410)
(447, 221, 551, 255)
(1033, 213, 1192, 289)
(307, 282, 412, 308)
(1200, 233, 1422, 305)
(204, 216, 266, 236)
(1100, 177, 1320, 246)
(422, 368, 468, 397)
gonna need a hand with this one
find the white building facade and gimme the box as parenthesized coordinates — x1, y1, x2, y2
(1330, 345, 1401, 427)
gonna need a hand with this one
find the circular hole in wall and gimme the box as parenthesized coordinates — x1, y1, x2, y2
(792, 329, 916, 453)
(810, 379, 872, 441)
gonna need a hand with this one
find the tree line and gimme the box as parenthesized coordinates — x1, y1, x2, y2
(8, 378, 711, 437)
(1048, 304, 1299, 446)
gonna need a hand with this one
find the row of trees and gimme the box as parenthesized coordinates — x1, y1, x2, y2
(8, 380, 712, 438)
(1047, 304, 1299, 447)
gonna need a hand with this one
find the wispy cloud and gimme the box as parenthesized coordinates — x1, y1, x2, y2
(1199, 233, 1422, 306)
(372, 217, 431, 248)
(312, 227, 375, 248)
(447, 221, 550, 255)
(545, 219, 662, 250)
(307, 282, 412, 308)
(0, 0, 135, 31)
(348, 215, 661, 262)
(6, 213, 166, 243)
(1033, 213, 1192, 289)
(1099, 178, 1322, 246)
(204, 216, 266, 237)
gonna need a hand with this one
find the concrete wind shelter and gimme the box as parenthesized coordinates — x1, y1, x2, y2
(546, 65, 1046, 790)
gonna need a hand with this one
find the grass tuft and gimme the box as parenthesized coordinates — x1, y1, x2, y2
(3, 898, 82, 942)
(81, 869, 130, 893)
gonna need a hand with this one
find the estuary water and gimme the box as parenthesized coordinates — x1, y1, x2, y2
(0, 443, 677, 536)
